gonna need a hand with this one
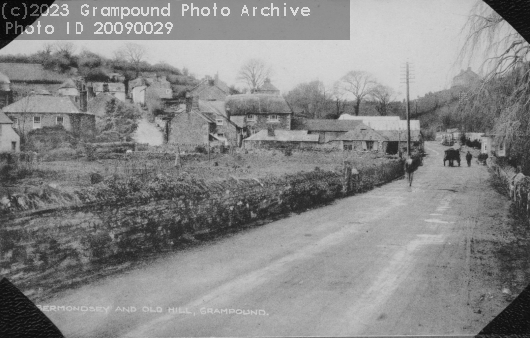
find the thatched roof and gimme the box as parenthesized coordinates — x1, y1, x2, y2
(225, 94, 291, 116)
(0, 63, 67, 84)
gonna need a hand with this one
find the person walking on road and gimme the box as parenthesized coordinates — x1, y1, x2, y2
(466, 151, 473, 167)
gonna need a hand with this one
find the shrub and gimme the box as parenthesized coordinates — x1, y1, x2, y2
(40, 147, 79, 162)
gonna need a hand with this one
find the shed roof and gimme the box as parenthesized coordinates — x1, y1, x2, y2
(335, 128, 387, 141)
(2, 95, 87, 114)
(339, 115, 400, 121)
(244, 129, 319, 142)
(293, 119, 363, 132)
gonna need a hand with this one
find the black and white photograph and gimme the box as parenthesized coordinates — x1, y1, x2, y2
(1, 0, 530, 337)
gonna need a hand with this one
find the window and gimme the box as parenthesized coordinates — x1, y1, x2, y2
(12, 117, 18, 125)
(56, 116, 64, 125)
(499, 142, 504, 151)
(11, 142, 16, 152)
(366, 141, 374, 150)
(33, 116, 41, 129)
(247, 114, 256, 122)
(217, 133, 225, 138)
(216, 118, 224, 126)
(267, 114, 279, 123)
(343, 144, 353, 151)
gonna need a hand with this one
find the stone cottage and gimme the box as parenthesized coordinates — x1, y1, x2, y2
(167, 95, 241, 149)
(0, 111, 20, 152)
(2, 94, 95, 140)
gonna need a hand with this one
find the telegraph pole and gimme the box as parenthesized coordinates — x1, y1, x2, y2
(401, 62, 414, 157)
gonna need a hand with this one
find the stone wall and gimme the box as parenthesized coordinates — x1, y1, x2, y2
(0, 159, 404, 297)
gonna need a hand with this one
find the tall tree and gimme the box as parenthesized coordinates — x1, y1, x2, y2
(369, 84, 395, 116)
(237, 59, 271, 92)
(284, 80, 333, 119)
(335, 71, 377, 116)
(116, 43, 148, 78)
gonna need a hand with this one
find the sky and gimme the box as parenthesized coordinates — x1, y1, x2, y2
(0, 0, 482, 99)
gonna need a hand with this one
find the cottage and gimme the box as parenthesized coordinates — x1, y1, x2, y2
(189, 74, 230, 101)
(88, 82, 126, 102)
(167, 96, 240, 149)
(225, 94, 293, 135)
(0, 111, 20, 152)
(2, 94, 95, 140)
(331, 124, 387, 151)
(130, 75, 173, 105)
(481, 134, 506, 157)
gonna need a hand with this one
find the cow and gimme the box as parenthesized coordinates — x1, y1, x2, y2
(443, 149, 461, 167)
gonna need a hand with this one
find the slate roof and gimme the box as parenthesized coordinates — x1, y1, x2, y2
(2, 95, 87, 114)
(0, 63, 67, 83)
(59, 78, 76, 89)
(335, 128, 388, 141)
(292, 119, 363, 132)
(244, 129, 319, 142)
(225, 94, 292, 115)
(378, 130, 422, 142)
(190, 77, 230, 101)
(0, 111, 13, 123)
(339, 115, 400, 121)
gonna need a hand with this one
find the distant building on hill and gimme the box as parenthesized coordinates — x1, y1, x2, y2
(451, 67, 480, 88)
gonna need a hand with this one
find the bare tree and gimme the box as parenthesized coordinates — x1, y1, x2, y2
(117, 43, 148, 77)
(54, 42, 77, 58)
(237, 59, 271, 92)
(336, 71, 377, 116)
(370, 84, 395, 116)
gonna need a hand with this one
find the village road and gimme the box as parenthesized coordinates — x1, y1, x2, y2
(42, 141, 511, 337)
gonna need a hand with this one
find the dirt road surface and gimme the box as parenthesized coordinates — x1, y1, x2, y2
(41, 141, 515, 337)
